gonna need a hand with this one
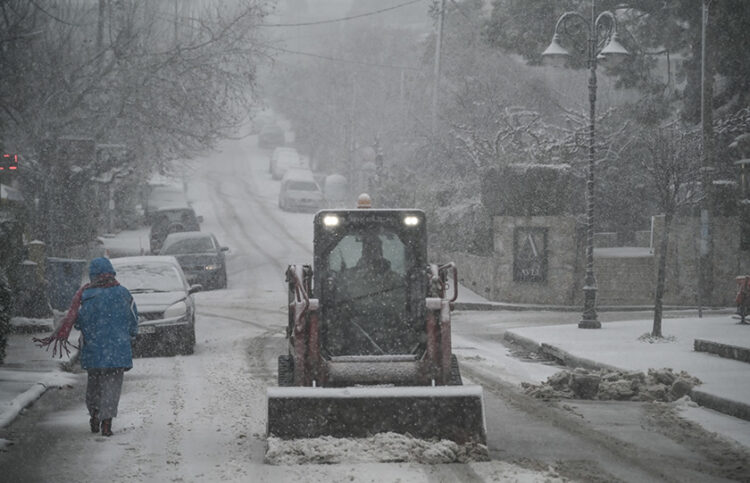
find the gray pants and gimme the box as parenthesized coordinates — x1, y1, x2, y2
(86, 368, 125, 420)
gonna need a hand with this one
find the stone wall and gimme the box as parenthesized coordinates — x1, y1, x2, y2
(441, 252, 495, 301)
(440, 214, 748, 307)
(595, 253, 655, 306)
(654, 215, 750, 306)
(594, 232, 618, 248)
(491, 216, 581, 305)
(634, 230, 652, 247)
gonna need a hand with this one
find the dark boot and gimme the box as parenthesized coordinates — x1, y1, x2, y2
(100, 418, 113, 437)
(89, 411, 100, 433)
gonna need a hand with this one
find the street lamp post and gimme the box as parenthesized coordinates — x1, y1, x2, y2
(542, 2, 629, 329)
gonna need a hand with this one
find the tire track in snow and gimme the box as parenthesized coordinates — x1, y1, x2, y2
(197, 310, 283, 331)
(166, 356, 186, 470)
(458, 362, 682, 482)
(205, 174, 284, 273)
(208, 170, 313, 265)
(238, 174, 313, 256)
(203, 179, 286, 290)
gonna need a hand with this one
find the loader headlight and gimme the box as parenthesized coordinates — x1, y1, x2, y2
(404, 215, 420, 226)
(323, 215, 340, 227)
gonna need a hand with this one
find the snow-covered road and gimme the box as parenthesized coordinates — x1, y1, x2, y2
(2, 132, 748, 482)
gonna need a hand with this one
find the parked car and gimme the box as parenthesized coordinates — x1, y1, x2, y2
(323, 173, 348, 208)
(149, 205, 202, 254)
(159, 231, 229, 290)
(110, 256, 201, 356)
(258, 123, 285, 149)
(269, 147, 305, 180)
(278, 169, 324, 212)
(249, 109, 275, 135)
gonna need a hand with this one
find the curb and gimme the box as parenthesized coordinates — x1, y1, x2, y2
(504, 331, 623, 373)
(503, 330, 542, 352)
(690, 390, 750, 421)
(0, 383, 50, 429)
(538, 343, 623, 373)
(455, 301, 733, 313)
(694, 339, 750, 364)
(503, 330, 750, 422)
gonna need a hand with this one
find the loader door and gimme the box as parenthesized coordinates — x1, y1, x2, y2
(321, 228, 420, 356)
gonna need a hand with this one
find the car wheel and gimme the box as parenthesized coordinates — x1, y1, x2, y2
(278, 355, 294, 386)
(178, 325, 195, 355)
(217, 267, 228, 289)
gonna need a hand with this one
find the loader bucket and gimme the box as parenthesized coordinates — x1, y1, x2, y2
(266, 385, 486, 445)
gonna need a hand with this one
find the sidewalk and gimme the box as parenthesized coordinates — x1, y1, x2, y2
(503, 314, 750, 421)
(0, 318, 77, 445)
(458, 284, 750, 421)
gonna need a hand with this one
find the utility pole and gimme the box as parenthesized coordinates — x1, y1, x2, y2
(698, 0, 714, 317)
(431, 0, 445, 134)
(97, 0, 105, 51)
(173, 0, 179, 46)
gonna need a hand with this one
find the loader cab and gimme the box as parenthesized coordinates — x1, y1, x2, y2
(313, 209, 428, 357)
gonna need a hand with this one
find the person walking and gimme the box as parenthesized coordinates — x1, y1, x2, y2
(35, 257, 137, 436)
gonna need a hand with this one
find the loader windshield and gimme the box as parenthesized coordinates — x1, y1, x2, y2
(319, 221, 424, 357)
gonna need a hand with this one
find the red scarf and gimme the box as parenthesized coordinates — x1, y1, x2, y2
(34, 273, 120, 358)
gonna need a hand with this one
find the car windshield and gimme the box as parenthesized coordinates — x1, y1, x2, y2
(153, 209, 196, 225)
(288, 181, 319, 191)
(278, 153, 299, 162)
(113, 262, 185, 292)
(162, 236, 215, 254)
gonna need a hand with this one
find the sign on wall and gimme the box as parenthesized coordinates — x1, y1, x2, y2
(513, 227, 548, 282)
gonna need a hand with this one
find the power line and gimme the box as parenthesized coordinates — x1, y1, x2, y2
(267, 45, 423, 71)
(259, 0, 423, 27)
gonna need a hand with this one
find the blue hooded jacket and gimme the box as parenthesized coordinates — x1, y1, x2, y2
(74, 257, 138, 370)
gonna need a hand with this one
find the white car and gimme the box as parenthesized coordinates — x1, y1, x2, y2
(270, 147, 306, 180)
(278, 169, 324, 212)
(110, 256, 201, 356)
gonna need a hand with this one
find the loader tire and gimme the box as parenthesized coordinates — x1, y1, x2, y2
(278, 355, 294, 386)
(449, 354, 462, 385)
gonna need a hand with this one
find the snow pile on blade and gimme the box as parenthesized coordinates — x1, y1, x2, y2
(522, 367, 702, 402)
(265, 432, 489, 465)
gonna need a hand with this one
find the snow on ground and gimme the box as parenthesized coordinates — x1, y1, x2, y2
(0, 330, 78, 428)
(509, 315, 750, 449)
(266, 433, 487, 465)
(677, 401, 750, 448)
(267, 433, 564, 481)
(99, 228, 151, 257)
(594, 247, 653, 258)
(453, 331, 560, 387)
(509, 316, 750, 403)
(0, 372, 76, 428)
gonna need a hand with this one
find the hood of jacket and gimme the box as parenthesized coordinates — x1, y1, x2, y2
(89, 257, 116, 281)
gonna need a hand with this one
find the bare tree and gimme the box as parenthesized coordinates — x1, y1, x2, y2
(1, 0, 270, 251)
(637, 125, 702, 337)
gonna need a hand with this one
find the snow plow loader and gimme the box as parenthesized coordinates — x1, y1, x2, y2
(266, 197, 486, 445)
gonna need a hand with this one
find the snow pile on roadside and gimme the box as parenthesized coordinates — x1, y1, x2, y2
(265, 432, 489, 465)
(523, 367, 702, 402)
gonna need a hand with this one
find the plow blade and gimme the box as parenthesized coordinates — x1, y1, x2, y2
(267, 385, 486, 445)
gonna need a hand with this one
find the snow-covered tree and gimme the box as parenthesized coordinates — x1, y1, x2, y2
(633, 125, 702, 337)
